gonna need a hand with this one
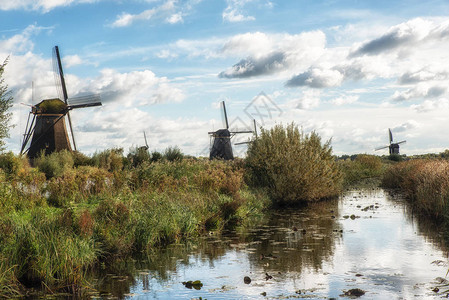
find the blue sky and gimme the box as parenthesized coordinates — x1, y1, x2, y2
(2, 0, 449, 156)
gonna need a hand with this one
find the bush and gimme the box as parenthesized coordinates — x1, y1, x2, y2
(339, 154, 384, 185)
(127, 147, 151, 167)
(34, 150, 74, 179)
(91, 148, 124, 172)
(163, 146, 184, 162)
(0, 152, 30, 179)
(245, 123, 343, 205)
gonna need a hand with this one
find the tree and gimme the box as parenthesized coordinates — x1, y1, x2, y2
(0, 58, 13, 152)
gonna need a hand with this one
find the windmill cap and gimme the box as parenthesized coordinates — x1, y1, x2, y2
(35, 98, 68, 114)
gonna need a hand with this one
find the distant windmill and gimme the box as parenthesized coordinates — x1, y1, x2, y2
(20, 46, 102, 158)
(139, 131, 149, 151)
(208, 101, 253, 160)
(375, 128, 406, 155)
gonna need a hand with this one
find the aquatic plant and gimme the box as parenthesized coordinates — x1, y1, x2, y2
(382, 159, 449, 218)
(245, 123, 343, 205)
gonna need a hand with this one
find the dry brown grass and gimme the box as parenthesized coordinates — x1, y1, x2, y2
(383, 159, 449, 218)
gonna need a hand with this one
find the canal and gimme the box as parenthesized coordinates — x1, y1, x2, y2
(91, 187, 449, 299)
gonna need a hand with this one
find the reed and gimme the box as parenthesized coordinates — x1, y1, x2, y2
(245, 123, 343, 205)
(339, 154, 385, 186)
(0, 150, 267, 296)
(382, 159, 449, 218)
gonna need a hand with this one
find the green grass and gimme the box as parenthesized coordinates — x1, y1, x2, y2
(0, 129, 341, 296)
(338, 154, 387, 186)
(0, 150, 269, 296)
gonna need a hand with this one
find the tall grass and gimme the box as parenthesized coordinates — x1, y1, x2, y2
(245, 123, 343, 205)
(339, 154, 386, 186)
(0, 149, 269, 296)
(382, 159, 449, 218)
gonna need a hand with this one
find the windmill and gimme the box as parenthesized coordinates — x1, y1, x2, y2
(139, 131, 149, 151)
(20, 46, 102, 158)
(208, 101, 253, 160)
(375, 128, 406, 155)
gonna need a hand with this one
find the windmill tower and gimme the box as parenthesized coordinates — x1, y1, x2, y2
(208, 101, 253, 160)
(375, 128, 406, 155)
(20, 46, 101, 158)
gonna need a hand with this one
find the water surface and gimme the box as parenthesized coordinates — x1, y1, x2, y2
(93, 188, 449, 299)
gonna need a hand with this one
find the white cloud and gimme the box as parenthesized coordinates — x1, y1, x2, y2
(350, 18, 433, 57)
(0, 0, 98, 13)
(290, 90, 321, 110)
(411, 98, 449, 112)
(392, 120, 420, 132)
(87, 68, 185, 106)
(330, 95, 359, 106)
(63, 55, 83, 68)
(166, 12, 183, 24)
(391, 83, 447, 101)
(222, 0, 256, 23)
(110, 0, 199, 27)
(286, 68, 344, 88)
(219, 31, 326, 78)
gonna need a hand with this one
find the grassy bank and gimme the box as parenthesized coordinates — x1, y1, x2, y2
(338, 154, 388, 187)
(0, 125, 349, 296)
(382, 159, 449, 219)
(0, 150, 270, 296)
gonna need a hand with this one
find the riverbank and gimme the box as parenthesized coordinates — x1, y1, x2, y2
(0, 151, 271, 297)
(382, 159, 449, 220)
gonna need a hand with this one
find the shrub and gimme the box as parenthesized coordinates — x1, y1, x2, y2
(34, 150, 74, 179)
(0, 152, 30, 179)
(151, 151, 163, 162)
(245, 123, 343, 205)
(163, 146, 184, 162)
(339, 154, 384, 185)
(91, 148, 124, 172)
(127, 147, 151, 167)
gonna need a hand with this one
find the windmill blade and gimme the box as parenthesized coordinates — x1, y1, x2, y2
(396, 140, 406, 145)
(388, 128, 393, 144)
(53, 46, 68, 103)
(20, 113, 36, 155)
(253, 119, 258, 139)
(221, 101, 229, 129)
(67, 94, 102, 108)
(234, 141, 251, 145)
(53, 45, 77, 151)
(144, 131, 149, 148)
(375, 145, 390, 151)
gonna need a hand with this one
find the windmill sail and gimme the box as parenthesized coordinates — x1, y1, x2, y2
(53, 46, 77, 150)
(67, 94, 102, 109)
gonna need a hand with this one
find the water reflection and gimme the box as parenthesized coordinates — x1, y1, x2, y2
(91, 188, 449, 299)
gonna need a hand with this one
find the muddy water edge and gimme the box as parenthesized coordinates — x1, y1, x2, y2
(79, 186, 449, 299)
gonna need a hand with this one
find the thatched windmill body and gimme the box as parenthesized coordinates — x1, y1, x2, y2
(375, 128, 406, 155)
(20, 46, 101, 158)
(208, 101, 253, 160)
